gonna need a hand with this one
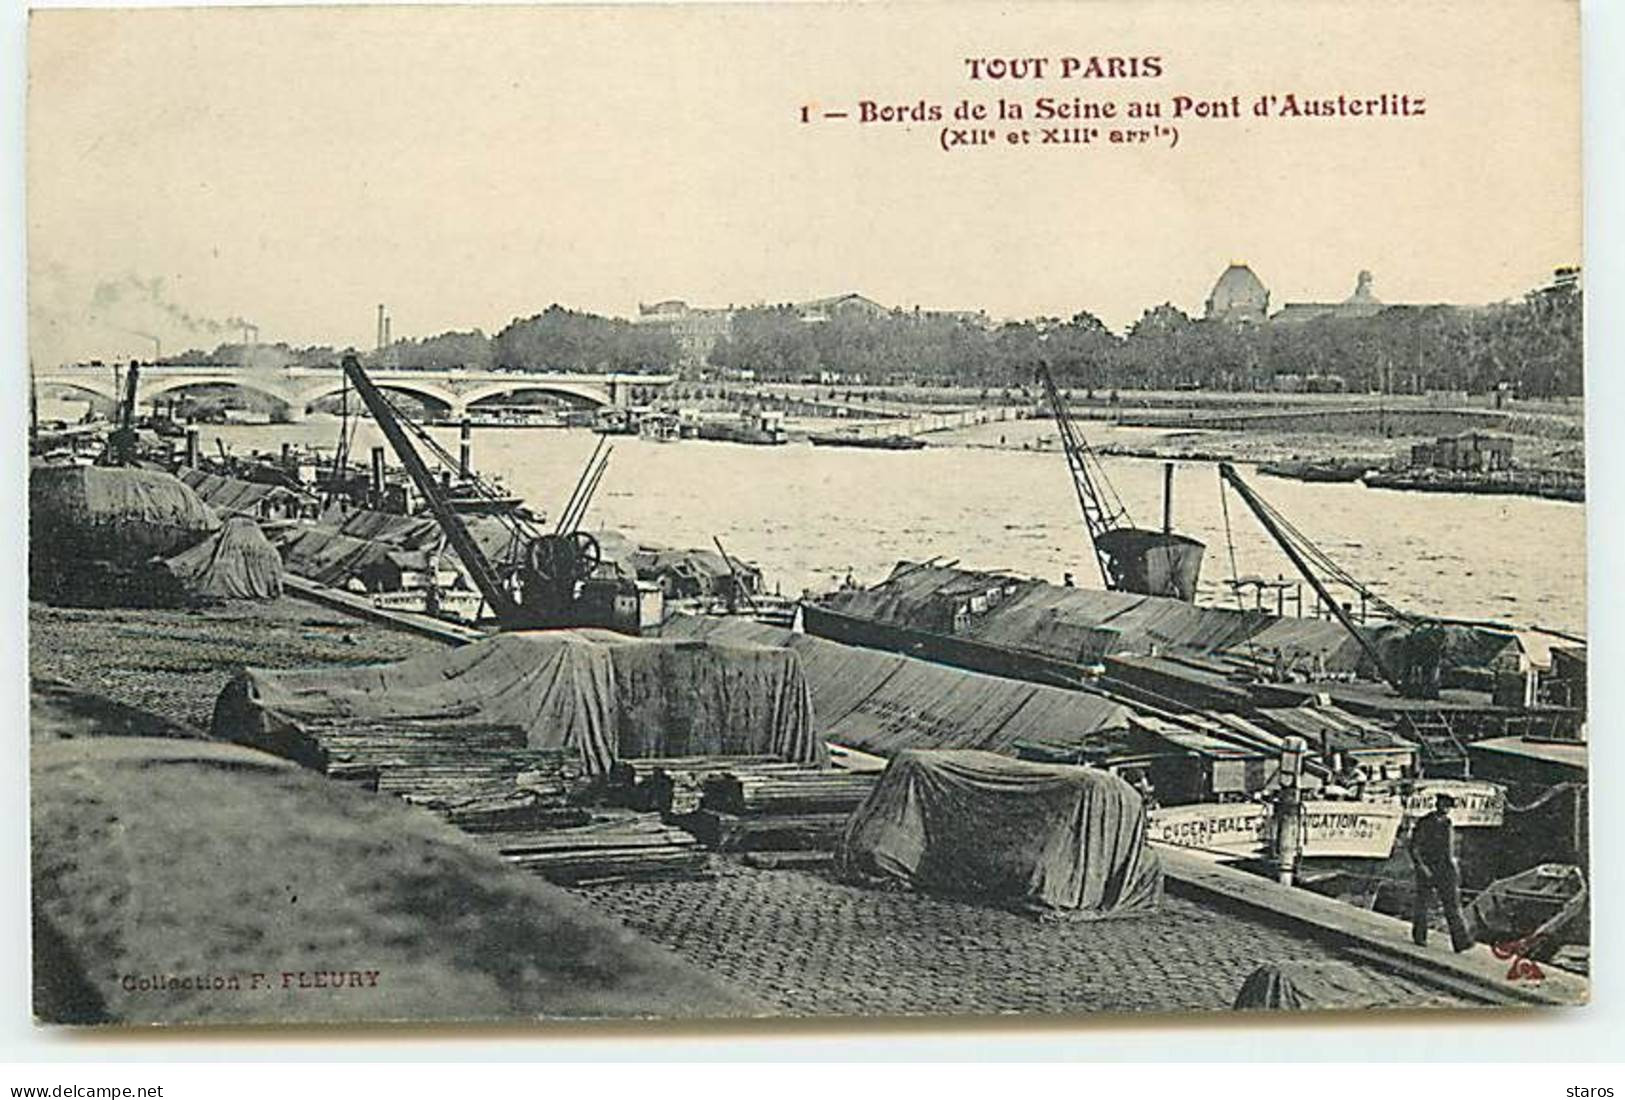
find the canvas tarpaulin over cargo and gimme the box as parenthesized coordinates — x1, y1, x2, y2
(30, 464, 220, 563)
(818, 563, 1342, 665)
(177, 467, 314, 517)
(213, 629, 821, 775)
(631, 547, 760, 598)
(214, 631, 617, 773)
(597, 633, 821, 764)
(160, 514, 284, 600)
(839, 749, 1162, 917)
(270, 525, 397, 588)
(820, 562, 1518, 678)
(335, 508, 444, 547)
(1232, 960, 1457, 1011)
(659, 614, 1131, 758)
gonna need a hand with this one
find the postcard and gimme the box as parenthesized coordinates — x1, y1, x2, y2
(27, 0, 1586, 1026)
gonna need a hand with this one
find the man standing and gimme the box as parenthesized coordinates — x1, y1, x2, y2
(1410, 792, 1474, 951)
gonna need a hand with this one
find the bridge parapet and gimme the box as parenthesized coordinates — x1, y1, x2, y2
(37, 364, 677, 416)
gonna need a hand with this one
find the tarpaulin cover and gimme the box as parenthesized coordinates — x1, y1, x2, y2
(337, 508, 521, 568)
(822, 563, 1513, 676)
(588, 528, 642, 569)
(271, 526, 395, 587)
(1233, 960, 1449, 1011)
(337, 509, 444, 547)
(1363, 620, 1523, 679)
(161, 515, 284, 600)
(596, 634, 821, 764)
(839, 749, 1162, 916)
(659, 615, 1131, 758)
(631, 548, 760, 597)
(31, 464, 220, 563)
(661, 614, 909, 729)
(1255, 704, 1414, 754)
(318, 509, 522, 585)
(213, 629, 821, 775)
(1241, 616, 1372, 672)
(177, 468, 311, 515)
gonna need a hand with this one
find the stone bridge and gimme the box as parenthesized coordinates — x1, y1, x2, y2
(36, 363, 677, 421)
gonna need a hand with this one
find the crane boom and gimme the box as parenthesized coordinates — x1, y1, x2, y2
(1217, 462, 1406, 693)
(340, 355, 525, 626)
(1035, 363, 1130, 588)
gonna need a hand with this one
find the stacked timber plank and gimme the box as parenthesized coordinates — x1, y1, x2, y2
(306, 725, 719, 884)
(702, 768, 880, 815)
(677, 762, 880, 854)
(605, 754, 782, 815)
(302, 722, 592, 831)
(477, 814, 709, 885)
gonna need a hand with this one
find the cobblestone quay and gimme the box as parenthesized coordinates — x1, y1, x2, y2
(576, 865, 1464, 1017)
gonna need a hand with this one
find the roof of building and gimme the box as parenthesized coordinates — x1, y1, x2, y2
(1272, 271, 1387, 324)
(796, 293, 890, 316)
(1205, 264, 1270, 321)
(1210, 264, 1267, 300)
(1467, 736, 1588, 775)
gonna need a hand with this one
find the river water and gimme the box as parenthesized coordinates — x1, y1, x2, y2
(176, 415, 1589, 639)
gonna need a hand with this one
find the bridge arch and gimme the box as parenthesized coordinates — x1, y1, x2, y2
(457, 380, 613, 410)
(294, 380, 460, 418)
(38, 378, 119, 404)
(137, 375, 303, 414)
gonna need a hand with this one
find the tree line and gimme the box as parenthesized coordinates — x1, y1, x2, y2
(156, 276, 1582, 398)
(707, 280, 1582, 397)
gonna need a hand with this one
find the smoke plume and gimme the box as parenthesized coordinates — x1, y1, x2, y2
(89, 274, 256, 338)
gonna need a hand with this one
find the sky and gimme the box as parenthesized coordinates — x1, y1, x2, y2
(26, 0, 1580, 366)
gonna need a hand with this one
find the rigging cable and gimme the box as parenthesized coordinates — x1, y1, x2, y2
(1218, 471, 1264, 669)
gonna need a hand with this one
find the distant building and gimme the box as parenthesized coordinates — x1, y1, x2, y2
(1530, 266, 1582, 302)
(1272, 372, 1348, 394)
(1272, 270, 1387, 325)
(794, 293, 891, 323)
(1203, 263, 1270, 325)
(1409, 432, 1514, 472)
(634, 300, 735, 369)
(913, 306, 993, 327)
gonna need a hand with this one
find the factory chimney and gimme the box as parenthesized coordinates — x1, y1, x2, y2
(376, 304, 386, 351)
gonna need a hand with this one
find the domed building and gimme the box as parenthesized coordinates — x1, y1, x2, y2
(1203, 263, 1270, 325)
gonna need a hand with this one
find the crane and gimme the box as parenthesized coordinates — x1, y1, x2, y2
(1216, 462, 1445, 698)
(99, 360, 142, 466)
(1036, 362, 1205, 600)
(339, 354, 617, 631)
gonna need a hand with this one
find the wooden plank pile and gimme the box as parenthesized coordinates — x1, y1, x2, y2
(675, 763, 881, 854)
(479, 814, 710, 885)
(604, 754, 782, 815)
(701, 768, 879, 816)
(303, 723, 592, 830)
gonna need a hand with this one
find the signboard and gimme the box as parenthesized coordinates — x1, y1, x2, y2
(1146, 803, 1271, 856)
(1298, 801, 1404, 858)
(1396, 780, 1506, 828)
(1149, 800, 1404, 860)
